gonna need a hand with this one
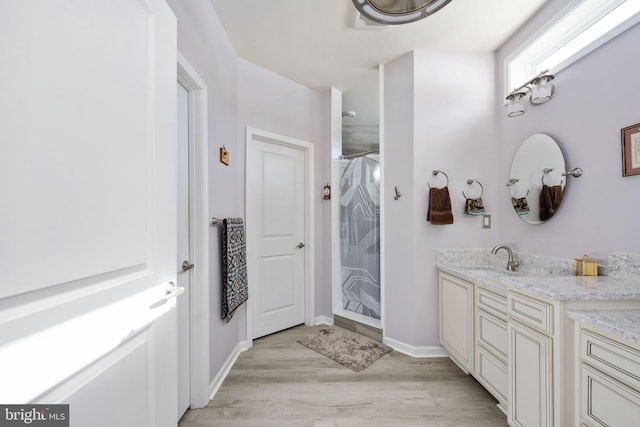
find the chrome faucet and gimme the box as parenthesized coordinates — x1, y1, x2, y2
(491, 244, 519, 271)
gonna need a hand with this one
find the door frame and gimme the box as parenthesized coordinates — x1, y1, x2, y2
(177, 52, 210, 409)
(245, 127, 315, 346)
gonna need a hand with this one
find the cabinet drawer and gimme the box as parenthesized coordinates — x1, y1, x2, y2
(580, 363, 640, 427)
(477, 309, 508, 361)
(581, 330, 640, 392)
(508, 291, 554, 335)
(476, 346, 508, 405)
(476, 287, 507, 319)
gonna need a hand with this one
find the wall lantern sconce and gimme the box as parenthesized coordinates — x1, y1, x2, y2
(323, 183, 331, 200)
(506, 70, 556, 117)
(351, 0, 452, 25)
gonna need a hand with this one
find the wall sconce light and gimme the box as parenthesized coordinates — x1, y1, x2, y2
(506, 70, 556, 117)
(323, 183, 331, 200)
(506, 91, 527, 117)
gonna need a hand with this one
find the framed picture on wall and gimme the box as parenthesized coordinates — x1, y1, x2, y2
(621, 122, 640, 176)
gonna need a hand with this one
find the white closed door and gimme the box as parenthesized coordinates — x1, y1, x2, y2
(247, 132, 307, 339)
(176, 81, 191, 419)
(0, 1, 178, 426)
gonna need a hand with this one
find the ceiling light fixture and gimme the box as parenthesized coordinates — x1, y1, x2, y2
(506, 70, 556, 117)
(351, 0, 452, 25)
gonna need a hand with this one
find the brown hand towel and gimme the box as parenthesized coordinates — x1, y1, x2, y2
(427, 186, 454, 225)
(539, 184, 563, 221)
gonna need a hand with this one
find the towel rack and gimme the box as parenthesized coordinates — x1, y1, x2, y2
(462, 179, 484, 199)
(210, 217, 222, 225)
(428, 170, 449, 188)
(562, 167, 583, 178)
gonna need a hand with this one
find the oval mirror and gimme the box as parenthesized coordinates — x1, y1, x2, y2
(508, 133, 566, 224)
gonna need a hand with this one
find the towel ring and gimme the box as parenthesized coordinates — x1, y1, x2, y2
(462, 179, 484, 199)
(427, 170, 449, 189)
(541, 168, 565, 186)
(506, 178, 529, 199)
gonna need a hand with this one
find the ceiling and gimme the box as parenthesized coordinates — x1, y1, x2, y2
(208, 0, 549, 93)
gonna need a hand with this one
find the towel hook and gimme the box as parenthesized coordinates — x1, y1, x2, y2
(506, 178, 519, 187)
(462, 179, 484, 199)
(427, 170, 449, 189)
(394, 186, 402, 200)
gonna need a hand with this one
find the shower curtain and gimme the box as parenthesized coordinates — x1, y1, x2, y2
(339, 155, 381, 320)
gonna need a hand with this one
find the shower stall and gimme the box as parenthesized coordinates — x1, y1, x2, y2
(333, 154, 381, 327)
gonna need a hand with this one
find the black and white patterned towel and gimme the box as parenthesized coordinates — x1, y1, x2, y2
(221, 217, 248, 322)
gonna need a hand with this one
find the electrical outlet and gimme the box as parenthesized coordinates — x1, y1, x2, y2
(482, 214, 491, 229)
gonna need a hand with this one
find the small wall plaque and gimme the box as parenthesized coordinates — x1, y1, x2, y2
(220, 146, 229, 166)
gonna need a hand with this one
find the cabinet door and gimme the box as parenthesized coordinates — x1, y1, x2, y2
(509, 321, 553, 427)
(580, 363, 640, 427)
(439, 273, 474, 374)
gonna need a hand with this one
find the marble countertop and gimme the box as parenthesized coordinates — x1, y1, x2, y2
(502, 275, 640, 301)
(438, 264, 640, 301)
(568, 309, 640, 346)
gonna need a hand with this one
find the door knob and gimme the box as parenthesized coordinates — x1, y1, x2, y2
(296, 242, 305, 249)
(181, 260, 195, 271)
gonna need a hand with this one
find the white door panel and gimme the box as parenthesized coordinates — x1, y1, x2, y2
(0, 0, 160, 298)
(0, 1, 178, 426)
(260, 255, 296, 313)
(247, 133, 308, 339)
(176, 81, 191, 418)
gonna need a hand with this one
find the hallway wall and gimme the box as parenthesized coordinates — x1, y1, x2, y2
(167, 0, 332, 389)
(167, 0, 242, 387)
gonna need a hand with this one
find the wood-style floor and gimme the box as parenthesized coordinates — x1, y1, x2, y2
(179, 325, 508, 427)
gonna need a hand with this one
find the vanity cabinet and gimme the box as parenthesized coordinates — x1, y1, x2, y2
(475, 287, 508, 412)
(438, 270, 509, 410)
(507, 290, 557, 427)
(506, 289, 640, 427)
(508, 316, 553, 427)
(578, 328, 640, 426)
(439, 272, 474, 374)
(438, 256, 640, 427)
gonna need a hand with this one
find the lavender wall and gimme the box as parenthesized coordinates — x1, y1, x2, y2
(383, 51, 499, 348)
(382, 53, 418, 346)
(167, 0, 333, 387)
(237, 59, 332, 320)
(496, 0, 640, 261)
(166, 0, 243, 386)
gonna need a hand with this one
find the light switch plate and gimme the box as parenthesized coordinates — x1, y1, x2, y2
(482, 214, 491, 229)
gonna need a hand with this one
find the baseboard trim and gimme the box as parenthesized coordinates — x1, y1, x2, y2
(314, 315, 334, 325)
(209, 340, 250, 400)
(383, 336, 448, 358)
